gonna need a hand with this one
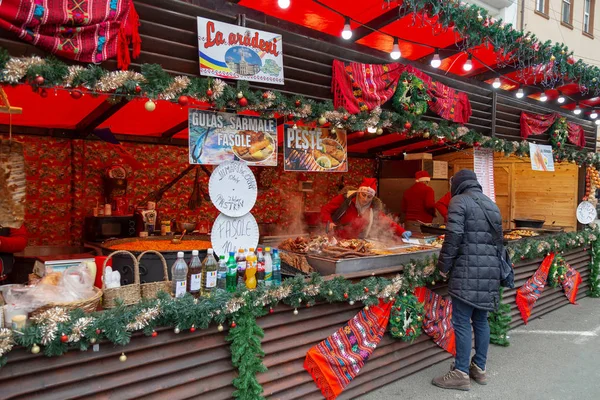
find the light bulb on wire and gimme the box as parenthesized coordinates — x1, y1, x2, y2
(462, 54, 472, 71)
(574, 103, 582, 115)
(367, 126, 377, 133)
(557, 94, 565, 103)
(591, 110, 598, 119)
(390, 37, 401, 60)
(539, 92, 548, 102)
(341, 17, 352, 40)
(430, 49, 441, 68)
(596, 119, 600, 125)
(277, 0, 290, 9)
(515, 87, 524, 99)
(492, 77, 501, 89)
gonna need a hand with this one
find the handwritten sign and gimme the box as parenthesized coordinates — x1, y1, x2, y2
(209, 161, 257, 217)
(473, 147, 496, 202)
(211, 212, 259, 257)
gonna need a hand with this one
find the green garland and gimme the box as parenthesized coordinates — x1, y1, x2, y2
(549, 117, 569, 152)
(392, 72, 430, 118)
(547, 254, 569, 288)
(388, 292, 424, 342)
(488, 287, 511, 346)
(589, 234, 600, 297)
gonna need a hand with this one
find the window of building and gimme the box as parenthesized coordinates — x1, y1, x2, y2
(562, 0, 573, 26)
(583, 0, 595, 36)
(535, 0, 549, 17)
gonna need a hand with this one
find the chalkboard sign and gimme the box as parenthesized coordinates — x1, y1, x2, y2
(210, 212, 259, 257)
(208, 160, 257, 217)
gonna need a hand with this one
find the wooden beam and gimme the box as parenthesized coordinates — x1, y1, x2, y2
(160, 120, 188, 141)
(75, 99, 128, 133)
(368, 136, 427, 154)
(351, 6, 407, 42)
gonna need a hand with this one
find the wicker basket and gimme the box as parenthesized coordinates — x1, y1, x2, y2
(137, 250, 172, 299)
(102, 250, 141, 309)
(30, 287, 102, 318)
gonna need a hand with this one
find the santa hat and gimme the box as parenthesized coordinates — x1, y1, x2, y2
(415, 170, 431, 182)
(358, 177, 377, 196)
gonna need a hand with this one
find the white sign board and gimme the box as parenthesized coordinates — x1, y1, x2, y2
(209, 161, 257, 217)
(473, 147, 496, 202)
(576, 201, 597, 224)
(211, 212, 259, 257)
(197, 17, 284, 85)
(529, 143, 555, 172)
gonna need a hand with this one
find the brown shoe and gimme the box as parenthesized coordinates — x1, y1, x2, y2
(432, 368, 471, 391)
(469, 362, 487, 385)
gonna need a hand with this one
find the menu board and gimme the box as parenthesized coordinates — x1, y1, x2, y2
(283, 125, 347, 172)
(208, 161, 257, 217)
(529, 143, 555, 172)
(189, 110, 277, 166)
(473, 147, 496, 202)
(211, 212, 259, 257)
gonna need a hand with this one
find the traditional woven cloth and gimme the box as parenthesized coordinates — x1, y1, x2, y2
(520, 111, 557, 138)
(414, 286, 456, 356)
(304, 299, 393, 400)
(562, 265, 582, 304)
(567, 122, 586, 148)
(0, 0, 141, 70)
(516, 253, 555, 324)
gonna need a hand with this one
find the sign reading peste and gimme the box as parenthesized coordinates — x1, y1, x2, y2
(211, 213, 259, 257)
(197, 17, 284, 85)
(283, 125, 348, 172)
(208, 161, 257, 217)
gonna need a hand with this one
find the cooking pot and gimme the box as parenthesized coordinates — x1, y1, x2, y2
(513, 218, 545, 229)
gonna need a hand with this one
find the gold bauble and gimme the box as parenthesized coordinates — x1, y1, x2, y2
(119, 353, 127, 362)
(31, 344, 40, 354)
(144, 100, 156, 112)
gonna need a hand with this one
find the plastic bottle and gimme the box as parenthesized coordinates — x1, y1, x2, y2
(272, 248, 281, 286)
(202, 249, 218, 295)
(245, 248, 258, 289)
(172, 251, 189, 298)
(226, 251, 237, 292)
(236, 248, 247, 286)
(264, 247, 273, 287)
(217, 255, 227, 290)
(256, 247, 265, 286)
(187, 250, 202, 297)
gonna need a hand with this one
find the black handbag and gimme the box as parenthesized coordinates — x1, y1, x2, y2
(470, 196, 515, 289)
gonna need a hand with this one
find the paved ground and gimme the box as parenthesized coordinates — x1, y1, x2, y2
(358, 297, 600, 400)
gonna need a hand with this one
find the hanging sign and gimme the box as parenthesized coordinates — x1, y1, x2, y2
(529, 143, 555, 172)
(473, 147, 496, 202)
(197, 17, 284, 85)
(283, 125, 348, 172)
(576, 201, 597, 224)
(209, 160, 257, 217)
(189, 110, 277, 166)
(211, 212, 260, 257)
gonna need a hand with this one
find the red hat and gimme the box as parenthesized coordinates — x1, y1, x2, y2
(359, 177, 377, 195)
(415, 170, 431, 182)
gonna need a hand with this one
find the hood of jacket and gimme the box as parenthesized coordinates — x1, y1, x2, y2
(451, 169, 483, 197)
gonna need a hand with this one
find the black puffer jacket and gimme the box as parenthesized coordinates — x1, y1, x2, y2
(437, 170, 503, 311)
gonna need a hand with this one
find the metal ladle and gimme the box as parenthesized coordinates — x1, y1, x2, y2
(171, 229, 186, 244)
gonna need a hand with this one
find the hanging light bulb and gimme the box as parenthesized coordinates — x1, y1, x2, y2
(492, 77, 501, 89)
(277, 0, 290, 9)
(367, 126, 377, 133)
(596, 119, 600, 125)
(430, 49, 441, 68)
(515, 87, 524, 99)
(591, 110, 598, 119)
(573, 103, 582, 115)
(557, 93, 566, 103)
(341, 17, 352, 40)
(463, 54, 473, 71)
(539, 92, 548, 102)
(390, 37, 401, 60)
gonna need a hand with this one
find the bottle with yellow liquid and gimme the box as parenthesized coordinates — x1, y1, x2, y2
(245, 247, 258, 289)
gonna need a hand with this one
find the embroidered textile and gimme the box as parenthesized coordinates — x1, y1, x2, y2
(562, 265, 582, 304)
(520, 112, 585, 147)
(567, 122, 586, 148)
(516, 253, 555, 324)
(414, 286, 456, 356)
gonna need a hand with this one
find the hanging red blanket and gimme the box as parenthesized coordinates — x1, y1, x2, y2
(567, 122, 586, 148)
(414, 286, 456, 356)
(332, 60, 472, 123)
(0, 0, 141, 70)
(520, 112, 586, 147)
(304, 299, 393, 400)
(561, 265, 582, 304)
(516, 253, 555, 324)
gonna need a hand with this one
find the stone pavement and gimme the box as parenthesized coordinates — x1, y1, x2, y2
(357, 296, 600, 400)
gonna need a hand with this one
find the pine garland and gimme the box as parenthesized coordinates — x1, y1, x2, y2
(488, 288, 511, 346)
(589, 234, 600, 297)
(547, 254, 569, 288)
(549, 117, 569, 152)
(388, 292, 424, 342)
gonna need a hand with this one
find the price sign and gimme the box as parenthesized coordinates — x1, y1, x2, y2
(576, 201, 597, 225)
(209, 160, 257, 217)
(210, 212, 259, 257)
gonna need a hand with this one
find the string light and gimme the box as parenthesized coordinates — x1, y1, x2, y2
(539, 92, 548, 102)
(367, 126, 377, 133)
(390, 37, 401, 60)
(557, 92, 566, 103)
(574, 103, 582, 115)
(341, 17, 352, 40)
(430, 49, 441, 68)
(515, 87, 524, 98)
(492, 77, 501, 89)
(590, 110, 598, 119)
(277, 0, 290, 9)
(596, 119, 600, 125)
(462, 54, 473, 71)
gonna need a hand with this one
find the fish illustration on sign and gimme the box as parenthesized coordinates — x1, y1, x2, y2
(191, 128, 213, 163)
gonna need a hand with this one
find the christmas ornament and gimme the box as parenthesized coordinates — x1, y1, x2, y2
(60, 334, 68, 343)
(404, 122, 412, 130)
(293, 308, 298, 315)
(262, 92, 269, 99)
(31, 344, 40, 354)
(217, 324, 224, 332)
(34, 75, 44, 85)
(119, 353, 127, 362)
(364, 287, 369, 293)
(40, 89, 48, 98)
(90, 338, 97, 344)
(550, 55, 556, 61)
(178, 95, 189, 107)
(206, 88, 213, 97)
(376, 128, 384, 135)
(343, 115, 348, 121)
(356, 131, 365, 137)
(174, 327, 180, 334)
(135, 85, 142, 93)
(349, 300, 355, 305)
(318, 116, 327, 125)
(331, 128, 337, 134)
(145, 100, 156, 112)
(70, 90, 83, 99)
(151, 331, 158, 338)
(343, 293, 349, 299)
(423, 131, 430, 138)
(231, 322, 237, 328)
(96, 329, 101, 335)
(327, 290, 333, 296)
(238, 97, 248, 107)
(364, 306, 369, 311)
(269, 307, 274, 314)
(295, 100, 301, 107)
(477, 12, 483, 21)
(190, 325, 196, 332)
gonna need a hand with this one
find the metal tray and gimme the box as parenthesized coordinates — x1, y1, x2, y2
(420, 224, 446, 236)
(306, 247, 440, 275)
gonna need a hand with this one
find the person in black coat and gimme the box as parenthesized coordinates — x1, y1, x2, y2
(432, 169, 502, 391)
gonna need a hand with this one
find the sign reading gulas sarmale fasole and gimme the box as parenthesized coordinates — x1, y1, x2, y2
(283, 125, 348, 172)
(189, 109, 277, 166)
(197, 17, 284, 85)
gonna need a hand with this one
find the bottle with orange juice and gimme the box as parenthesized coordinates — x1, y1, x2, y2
(245, 247, 258, 289)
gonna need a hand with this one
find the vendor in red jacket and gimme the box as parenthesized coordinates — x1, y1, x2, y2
(435, 191, 452, 223)
(401, 171, 436, 230)
(321, 178, 411, 240)
(0, 224, 28, 284)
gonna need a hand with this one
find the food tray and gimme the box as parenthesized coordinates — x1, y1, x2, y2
(419, 224, 447, 236)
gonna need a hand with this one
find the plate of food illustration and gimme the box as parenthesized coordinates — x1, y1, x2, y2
(232, 131, 275, 164)
(312, 138, 346, 170)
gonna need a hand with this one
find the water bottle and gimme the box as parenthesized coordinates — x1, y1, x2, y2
(264, 247, 273, 287)
(187, 250, 202, 297)
(217, 255, 227, 290)
(172, 251, 189, 298)
(202, 248, 218, 295)
(256, 247, 265, 286)
(272, 248, 281, 286)
(226, 251, 237, 292)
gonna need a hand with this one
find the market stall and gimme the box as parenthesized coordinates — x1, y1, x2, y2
(0, 0, 600, 399)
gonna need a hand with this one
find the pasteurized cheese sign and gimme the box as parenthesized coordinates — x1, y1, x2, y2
(283, 125, 348, 172)
(197, 17, 284, 85)
(189, 110, 277, 166)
